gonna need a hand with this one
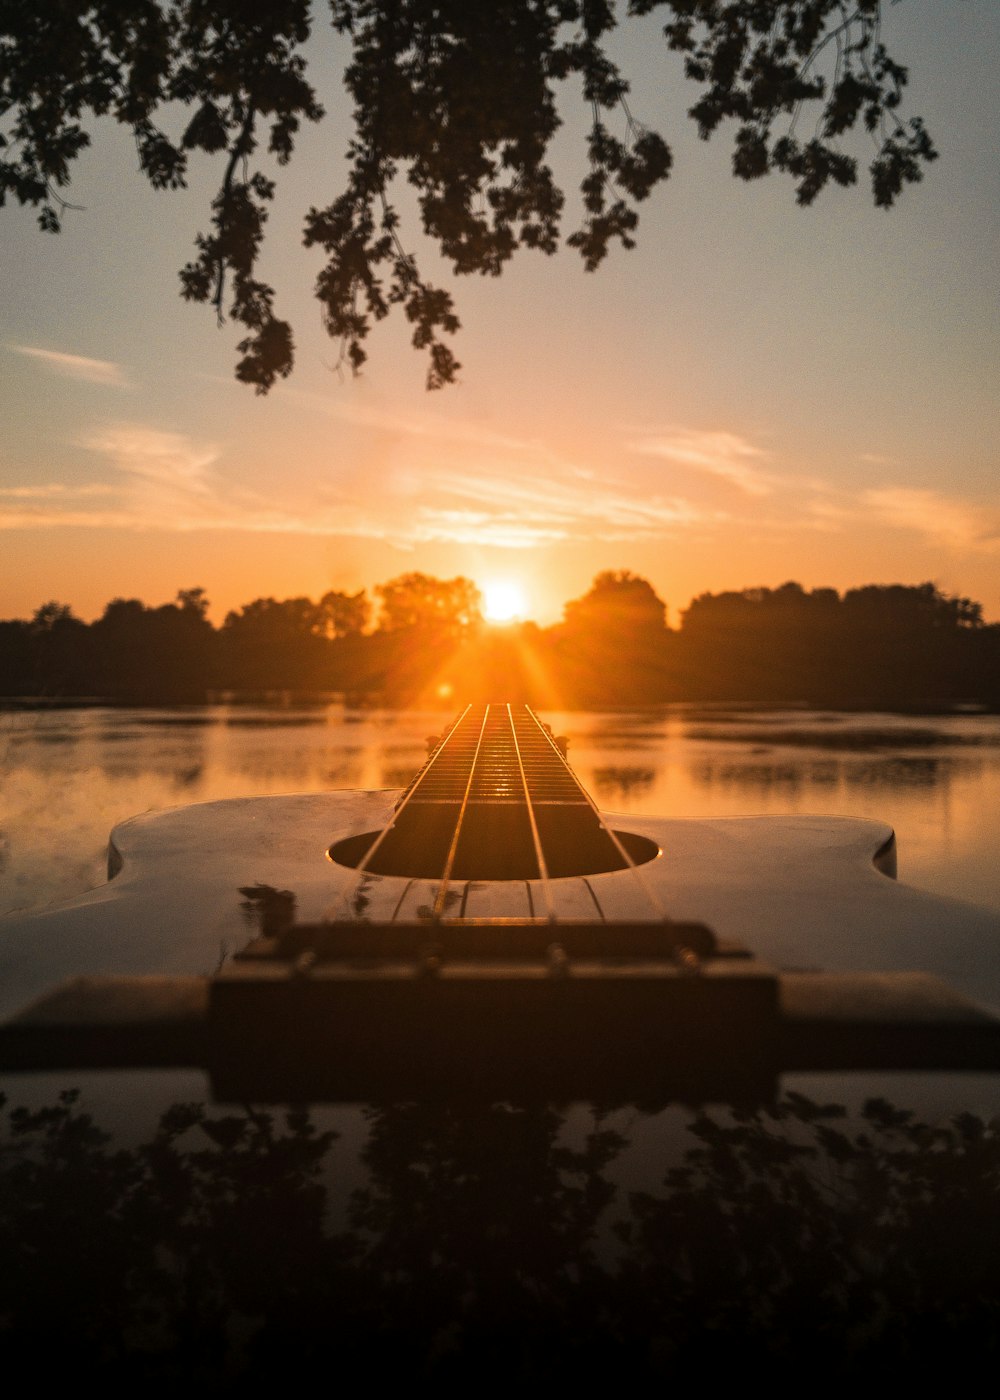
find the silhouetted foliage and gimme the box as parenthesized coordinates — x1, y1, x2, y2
(1, 3, 935, 389)
(217, 588, 372, 692)
(557, 569, 673, 705)
(316, 587, 370, 638)
(375, 572, 483, 634)
(3, 1087, 1000, 1383)
(221, 595, 329, 692)
(26, 601, 89, 696)
(362, 572, 485, 704)
(90, 589, 215, 703)
(679, 579, 994, 706)
(2, 575, 997, 709)
(564, 569, 668, 635)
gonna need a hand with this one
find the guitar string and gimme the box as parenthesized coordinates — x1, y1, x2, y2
(581, 878, 607, 923)
(332, 702, 472, 921)
(390, 878, 415, 923)
(333, 701, 661, 928)
(506, 701, 556, 923)
(430, 702, 492, 921)
(526, 703, 668, 922)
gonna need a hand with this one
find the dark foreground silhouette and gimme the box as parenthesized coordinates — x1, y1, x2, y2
(2, 6, 930, 393)
(3, 1089, 1000, 1386)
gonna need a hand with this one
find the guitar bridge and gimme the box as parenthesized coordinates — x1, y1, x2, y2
(210, 915, 781, 1102)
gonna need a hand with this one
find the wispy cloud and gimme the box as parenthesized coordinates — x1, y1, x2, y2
(863, 488, 1000, 550)
(802, 498, 855, 532)
(226, 458, 712, 548)
(285, 385, 546, 459)
(0, 505, 146, 529)
(0, 423, 228, 531)
(78, 422, 244, 530)
(395, 465, 709, 548)
(0, 482, 115, 500)
(3, 415, 713, 549)
(629, 429, 776, 497)
(16, 410, 994, 564)
(0, 481, 123, 528)
(85, 425, 218, 493)
(10, 344, 129, 387)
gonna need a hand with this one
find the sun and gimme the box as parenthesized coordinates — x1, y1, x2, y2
(483, 579, 528, 624)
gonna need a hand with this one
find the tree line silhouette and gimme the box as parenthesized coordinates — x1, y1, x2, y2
(1, 572, 996, 709)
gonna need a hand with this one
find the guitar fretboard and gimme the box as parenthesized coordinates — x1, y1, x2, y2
(402, 704, 585, 807)
(353, 703, 637, 880)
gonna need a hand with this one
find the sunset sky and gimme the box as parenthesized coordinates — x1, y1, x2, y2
(2, 2, 998, 628)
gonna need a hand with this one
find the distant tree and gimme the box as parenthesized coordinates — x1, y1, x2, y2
(218, 590, 371, 689)
(91, 591, 214, 701)
(563, 569, 668, 637)
(30, 601, 78, 632)
(369, 573, 482, 704)
(219, 595, 318, 690)
(843, 581, 984, 631)
(836, 582, 986, 705)
(1, 3, 935, 390)
(376, 573, 482, 635)
(175, 585, 210, 618)
(556, 570, 670, 703)
(679, 580, 990, 705)
(0, 620, 30, 694)
(20, 601, 90, 696)
(222, 595, 317, 637)
(316, 589, 371, 639)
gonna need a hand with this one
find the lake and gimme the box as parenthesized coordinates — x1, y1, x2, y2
(4, 701, 999, 919)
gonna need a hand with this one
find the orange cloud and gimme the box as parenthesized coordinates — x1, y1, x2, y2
(629, 429, 775, 496)
(10, 344, 129, 387)
(863, 488, 1000, 551)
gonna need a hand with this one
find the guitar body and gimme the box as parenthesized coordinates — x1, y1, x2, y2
(3, 787, 1000, 1021)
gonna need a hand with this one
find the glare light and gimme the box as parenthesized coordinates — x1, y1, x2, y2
(483, 580, 527, 623)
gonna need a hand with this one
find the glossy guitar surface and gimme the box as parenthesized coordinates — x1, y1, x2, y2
(3, 785, 1000, 1021)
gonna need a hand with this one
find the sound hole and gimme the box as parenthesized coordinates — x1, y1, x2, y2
(328, 819, 659, 881)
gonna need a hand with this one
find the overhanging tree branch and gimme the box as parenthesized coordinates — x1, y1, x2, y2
(0, 1, 937, 391)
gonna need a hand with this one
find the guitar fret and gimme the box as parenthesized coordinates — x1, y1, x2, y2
(404, 705, 590, 810)
(331, 704, 662, 894)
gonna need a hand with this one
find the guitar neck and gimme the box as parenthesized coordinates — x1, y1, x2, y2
(358, 703, 630, 881)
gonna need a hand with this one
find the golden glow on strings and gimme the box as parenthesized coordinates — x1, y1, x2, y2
(483, 579, 528, 624)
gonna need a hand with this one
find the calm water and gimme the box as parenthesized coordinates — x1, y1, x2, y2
(3, 703, 999, 919)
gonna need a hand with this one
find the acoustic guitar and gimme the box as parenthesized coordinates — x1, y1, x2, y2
(2, 703, 1000, 1100)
